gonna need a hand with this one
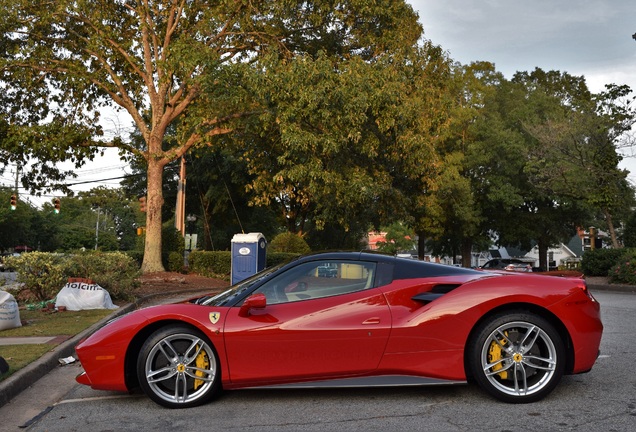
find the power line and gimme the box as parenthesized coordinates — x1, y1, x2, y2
(63, 173, 141, 187)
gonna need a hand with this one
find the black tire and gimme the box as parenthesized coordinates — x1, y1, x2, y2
(468, 311, 565, 403)
(137, 325, 221, 408)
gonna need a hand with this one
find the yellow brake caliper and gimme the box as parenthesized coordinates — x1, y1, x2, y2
(488, 333, 508, 379)
(194, 346, 209, 390)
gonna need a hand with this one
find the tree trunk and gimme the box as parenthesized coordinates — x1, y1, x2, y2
(417, 232, 426, 260)
(141, 159, 166, 273)
(461, 239, 472, 268)
(199, 192, 214, 250)
(603, 208, 621, 248)
(537, 240, 549, 272)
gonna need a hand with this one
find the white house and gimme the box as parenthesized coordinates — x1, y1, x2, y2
(523, 243, 578, 269)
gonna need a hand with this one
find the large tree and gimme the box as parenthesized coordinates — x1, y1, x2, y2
(241, 49, 435, 236)
(484, 70, 594, 269)
(427, 61, 504, 266)
(520, 75, 636, 249)
(0, 0, 422, 272)
(0, 187, 42, 251)
(436, 66, 609, 269)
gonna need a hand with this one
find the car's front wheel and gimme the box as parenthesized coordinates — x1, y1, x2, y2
(468, 311, 565, 403)
(137, 325, 221, 408)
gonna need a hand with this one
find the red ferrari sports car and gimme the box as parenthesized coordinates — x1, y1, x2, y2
(75, 252, 602, 408)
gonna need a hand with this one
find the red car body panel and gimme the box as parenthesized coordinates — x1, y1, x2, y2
(223, 288, 391, 385)
(75, 255, 602, 397)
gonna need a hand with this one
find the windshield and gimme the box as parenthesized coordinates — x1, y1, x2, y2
(194, 263, 285, 307)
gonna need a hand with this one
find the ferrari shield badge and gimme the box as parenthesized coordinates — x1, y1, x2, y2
(209, 312, 221, 324)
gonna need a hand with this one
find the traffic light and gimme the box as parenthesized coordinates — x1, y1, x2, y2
(139, 196, 147, 212)
(10, 194, 16, 210)
(53, 198, 60, 214)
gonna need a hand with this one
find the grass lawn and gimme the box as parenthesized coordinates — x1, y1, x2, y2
(0, 307, 114, 381)
(0, 344, 54, 379)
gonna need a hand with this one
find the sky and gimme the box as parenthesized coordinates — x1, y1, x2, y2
(410, 0, 636, 176)
(411, 0, 636, 93)
(4, 0, 636, 206)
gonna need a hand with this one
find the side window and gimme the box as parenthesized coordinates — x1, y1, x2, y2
(254, 260, 376, 305)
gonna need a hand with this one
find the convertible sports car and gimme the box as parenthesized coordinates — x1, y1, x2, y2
(75, 252, 603, 408)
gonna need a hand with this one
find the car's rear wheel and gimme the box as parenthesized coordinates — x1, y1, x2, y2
(468, 311, 565, 403)
(137, 325, 221, 408)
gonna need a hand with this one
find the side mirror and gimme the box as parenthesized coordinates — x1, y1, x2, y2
(239, 293, 267, 317)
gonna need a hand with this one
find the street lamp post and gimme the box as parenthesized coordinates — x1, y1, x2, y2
(186, 214, 197, 250)
(184, 214, 197, 268)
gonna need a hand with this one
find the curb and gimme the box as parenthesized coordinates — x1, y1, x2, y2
(0, 288, 213, 409)
(0, 283, 631, 408)
(588, 282, 636, 294)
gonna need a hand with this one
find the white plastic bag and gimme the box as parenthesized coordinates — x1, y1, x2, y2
(55, 281, 119, 311)
(0, 290, 22, 331)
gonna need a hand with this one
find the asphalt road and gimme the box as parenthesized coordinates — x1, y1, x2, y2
(2, 290, 635, 432)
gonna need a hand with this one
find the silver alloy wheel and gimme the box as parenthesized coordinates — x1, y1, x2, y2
(144, 332, 217, 405)
(480, 321, 558, 397)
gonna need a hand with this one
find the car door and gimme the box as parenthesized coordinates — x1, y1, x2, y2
(222, 259, 392, 385)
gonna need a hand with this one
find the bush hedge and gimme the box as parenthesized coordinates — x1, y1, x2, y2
(5, 251, 140, 302)
(4, 252, 68, 302)
(188, 250, 300, 280)
(609, 249, 636, 285)
(188, 251, 231, 278)
(168, 251, 185, 273)
(162, 224, 185, 269)
(66, 251, 141, 301)
(267, 252, 300, 267)
(269, 232, 311, 254)
(581, 248, 628, 277)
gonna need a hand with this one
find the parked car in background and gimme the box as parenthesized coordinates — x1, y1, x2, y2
(480, 258, 533, 272)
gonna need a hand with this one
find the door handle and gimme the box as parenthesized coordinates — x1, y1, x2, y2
(362, 317, 381, 325)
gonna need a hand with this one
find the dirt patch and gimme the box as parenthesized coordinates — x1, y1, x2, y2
(135, 272, 230, 296)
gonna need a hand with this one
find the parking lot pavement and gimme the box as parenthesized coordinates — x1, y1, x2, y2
(0, 361, 82, 431)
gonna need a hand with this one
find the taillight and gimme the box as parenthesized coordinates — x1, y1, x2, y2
(579, 280, 598, 302)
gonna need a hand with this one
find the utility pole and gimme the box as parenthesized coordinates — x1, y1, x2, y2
(175, 156, 186, 236)
(14, 162, 19, 198)
(14, 162, 20, 207)
(95, 207, 100, 250)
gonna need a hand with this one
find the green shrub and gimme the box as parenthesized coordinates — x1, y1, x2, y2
(126, 250, 144, 266)
(581, 248, 628, 277)
(162, 223, 185, 269)
(269, 232, 311, 254)
(189, 251, 231, 278)
(65, 251, 141, 301)
(5, 252, 68, 302)
(168, 251, 185, 273)
(187, 251, 299, 280)
(266, 252, 300, 267)
(609, 253, 636, 284)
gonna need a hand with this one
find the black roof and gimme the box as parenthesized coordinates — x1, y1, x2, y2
(293, 251, 481, 279)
